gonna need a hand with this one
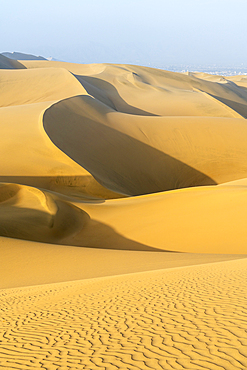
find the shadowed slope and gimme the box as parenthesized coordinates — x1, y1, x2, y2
(74, 74, 159, 115)
(0, 183, 86, 244)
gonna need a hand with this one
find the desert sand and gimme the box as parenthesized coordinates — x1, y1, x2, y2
(0, 55, 247, 369)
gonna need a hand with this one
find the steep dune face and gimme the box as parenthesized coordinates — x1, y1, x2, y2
(1, 59, 247, 259)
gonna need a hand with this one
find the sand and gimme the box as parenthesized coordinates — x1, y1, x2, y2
(1, 259, 247, 369)
(0, 55, 247, 369)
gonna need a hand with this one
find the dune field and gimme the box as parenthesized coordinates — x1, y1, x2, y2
(0, 54, 247, 369)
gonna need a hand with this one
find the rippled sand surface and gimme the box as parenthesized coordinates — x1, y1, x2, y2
(0, 55, 247, 368)
(1, 259, 247, 369)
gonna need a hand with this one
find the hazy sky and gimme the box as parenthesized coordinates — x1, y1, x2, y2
(1, 0, 247, 67)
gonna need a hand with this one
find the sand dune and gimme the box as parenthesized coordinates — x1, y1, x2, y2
(1, 54, 247, 368)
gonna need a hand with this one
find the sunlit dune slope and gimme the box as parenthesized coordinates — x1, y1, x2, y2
(0, 67, 86, 107)
(72, 185, 247, 253)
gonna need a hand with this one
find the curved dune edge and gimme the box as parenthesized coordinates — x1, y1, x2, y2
(0, 183, 87, 245)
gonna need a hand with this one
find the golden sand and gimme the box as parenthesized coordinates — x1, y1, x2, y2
(0, 56, 247, 369)
(1, 259, 247, 369)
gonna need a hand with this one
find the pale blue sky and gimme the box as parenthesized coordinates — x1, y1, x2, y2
(1, 0, 247, 67)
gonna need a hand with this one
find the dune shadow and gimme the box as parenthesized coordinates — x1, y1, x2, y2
(75, 219, 168, 252)
(0, 182, 164, 251)
(73, 74, 158, 116)
(193, 78, 247, 118)
(0, 204, 167, 252)
(43, 95, 217, 196)
(0, 199, 87, 245)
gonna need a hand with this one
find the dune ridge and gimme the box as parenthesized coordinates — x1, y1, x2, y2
(1, 55, 247, 368)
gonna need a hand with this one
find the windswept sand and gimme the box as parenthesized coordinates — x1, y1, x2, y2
(0, 56, 247, 369)
(1, 259, 247, 369)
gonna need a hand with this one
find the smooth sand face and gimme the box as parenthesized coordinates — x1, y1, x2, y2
(1, 56, 247, 368)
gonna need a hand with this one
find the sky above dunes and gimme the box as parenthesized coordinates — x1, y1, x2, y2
(1, 0, 247, 68)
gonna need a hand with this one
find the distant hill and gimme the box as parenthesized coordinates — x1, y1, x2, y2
(1, 52, 47, 61)
(0, 54, 26, 69)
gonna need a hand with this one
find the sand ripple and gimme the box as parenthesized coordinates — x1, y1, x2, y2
(1, 259, 247, 369)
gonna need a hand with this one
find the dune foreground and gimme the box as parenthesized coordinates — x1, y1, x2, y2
(1, 56, 247, 369)
(1, 259, 247, 369)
